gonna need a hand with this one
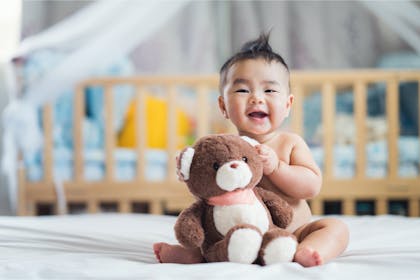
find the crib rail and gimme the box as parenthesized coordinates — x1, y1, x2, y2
(290, 70, 420, 216)
(17, 70, 420, 216)
(18, 75, 221, 215)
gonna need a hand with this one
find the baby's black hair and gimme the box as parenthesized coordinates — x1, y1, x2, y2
(219, 32, 289, 91)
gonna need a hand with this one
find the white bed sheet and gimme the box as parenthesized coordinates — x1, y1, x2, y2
(0, 214, 419, 279)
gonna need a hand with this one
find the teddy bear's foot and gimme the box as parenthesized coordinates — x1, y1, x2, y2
(153, 242, 203, 264)
(227, 227, 262, 264)
(260, 229, 297, 265)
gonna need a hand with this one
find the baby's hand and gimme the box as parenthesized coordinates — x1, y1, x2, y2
(255, 144, 278, 175)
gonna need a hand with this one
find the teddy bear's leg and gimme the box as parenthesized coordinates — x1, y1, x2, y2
(259, 228, 297, 265)
(204, 224, 262, 264)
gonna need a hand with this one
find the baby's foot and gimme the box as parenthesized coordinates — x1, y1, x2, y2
(153, 242, 203, 264)
(293, 247, 323, 267)
(153, 242, 165, 263)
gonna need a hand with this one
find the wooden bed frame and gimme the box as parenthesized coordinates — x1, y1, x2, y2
(16, 70, 420, 216)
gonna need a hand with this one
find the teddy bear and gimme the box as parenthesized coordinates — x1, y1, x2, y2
(174, 134, 297, 265)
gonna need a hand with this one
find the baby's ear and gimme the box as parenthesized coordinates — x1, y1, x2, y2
(177, 147, 195, 181)
(240, 136, 260, 147)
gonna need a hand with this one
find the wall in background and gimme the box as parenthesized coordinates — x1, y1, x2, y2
(20, 1, 415, 71)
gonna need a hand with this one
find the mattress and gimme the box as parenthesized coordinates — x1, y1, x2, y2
(0, 214, 419, 279)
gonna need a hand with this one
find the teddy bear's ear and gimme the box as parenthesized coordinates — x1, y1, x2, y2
(178, 147, 195, 181)
(240, 136, 260, 147)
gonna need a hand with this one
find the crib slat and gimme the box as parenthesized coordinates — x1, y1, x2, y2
(43, 105, 54, 182)
(167, 85, 177, 181)
(409, 198, 419, 217)
(27, 202, 36, 216)
(119, 200, 131, 213)
(291, 85, 304, 135)
(150, 200, 163, 215)
(135, 86, 147, 180)
(354, 82, 367, 179)
(376, 198, 387, 215)
(322, 82, 335, 179)
(310, 198, 323, 215)
(87, 200, 98, 213)
(74, 84, 85, 181)
(343, 198, 355, 215)
(386, 79, 399, 179)
(418, 79, 420, 175)
(197, 85, 209, 138)
(17, 152, 27, 216)
(104, 85, 115, 181)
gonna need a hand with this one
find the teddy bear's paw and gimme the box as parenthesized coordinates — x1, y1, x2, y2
(261, 236, 297, 265)
(227, 228, 262, 264)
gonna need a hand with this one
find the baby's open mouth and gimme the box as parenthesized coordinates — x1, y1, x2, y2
(248, 111, 268, 118)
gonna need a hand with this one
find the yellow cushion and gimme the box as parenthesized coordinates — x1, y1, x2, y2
(117, 96, 191, 149)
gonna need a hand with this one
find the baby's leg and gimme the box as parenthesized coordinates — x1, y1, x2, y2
(293, 218, 349, 267)
(153, 243, 203, 264)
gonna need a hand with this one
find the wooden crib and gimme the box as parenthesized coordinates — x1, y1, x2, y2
(16, 70, 420, 216)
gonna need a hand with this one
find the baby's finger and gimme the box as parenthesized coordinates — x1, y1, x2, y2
(257, 148, 268, 157)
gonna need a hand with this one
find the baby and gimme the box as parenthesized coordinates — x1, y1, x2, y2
(154, 32, 349, 267)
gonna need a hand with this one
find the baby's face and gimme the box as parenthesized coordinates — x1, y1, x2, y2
(219, 58, 293, 137)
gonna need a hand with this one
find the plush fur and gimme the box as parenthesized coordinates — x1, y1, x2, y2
(174, 134, 297, 265)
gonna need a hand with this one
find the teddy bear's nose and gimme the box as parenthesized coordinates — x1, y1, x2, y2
(230, 163, 238, 169)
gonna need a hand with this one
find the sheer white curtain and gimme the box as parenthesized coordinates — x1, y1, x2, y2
(361, 0, 420, 54)
(3, 0, 191, 214)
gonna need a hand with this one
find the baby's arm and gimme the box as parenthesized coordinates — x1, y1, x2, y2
(258, 134, 322, 199)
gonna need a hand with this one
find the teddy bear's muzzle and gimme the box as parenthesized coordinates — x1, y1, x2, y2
(215, 160, 253, 191)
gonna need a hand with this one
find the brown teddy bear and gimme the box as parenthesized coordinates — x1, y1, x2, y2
(175, 134, 297, 265)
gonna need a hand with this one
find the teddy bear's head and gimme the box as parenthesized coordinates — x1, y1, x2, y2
(177, 134, 262, 200)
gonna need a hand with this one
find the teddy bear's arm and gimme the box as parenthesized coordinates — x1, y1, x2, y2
(174, 201, 205, 249)
(255, 187, 293, 229)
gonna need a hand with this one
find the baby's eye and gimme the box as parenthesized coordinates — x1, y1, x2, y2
(235, 89, 249, 93)
(264, 89, 277, 93)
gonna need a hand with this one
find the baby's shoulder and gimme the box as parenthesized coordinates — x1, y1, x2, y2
(278, 131, 305, 145)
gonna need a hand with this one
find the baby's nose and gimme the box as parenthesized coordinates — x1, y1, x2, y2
(250, 93, 264, 104)
(251, 99, 264, 105)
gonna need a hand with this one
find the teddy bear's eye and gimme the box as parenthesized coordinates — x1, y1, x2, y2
(242, 156, 248, 163)
(213, 162, 220, 171)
